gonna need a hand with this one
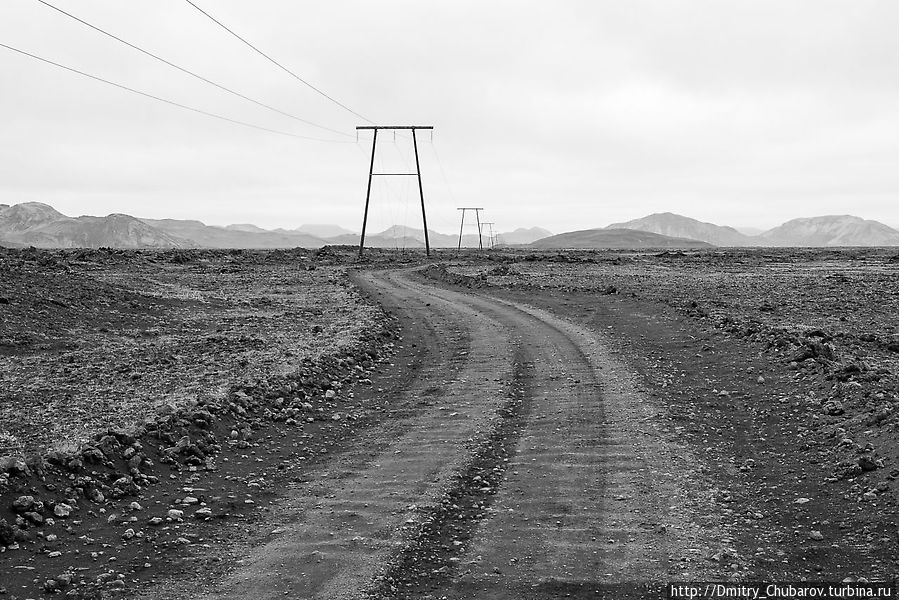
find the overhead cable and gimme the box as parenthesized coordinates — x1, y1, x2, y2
(35, 0, 352, 138)
(183, 0, 374, 124)
(0, 42, 353, 142)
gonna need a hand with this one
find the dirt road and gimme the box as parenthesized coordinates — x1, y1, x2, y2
(151, 267, 728, 600)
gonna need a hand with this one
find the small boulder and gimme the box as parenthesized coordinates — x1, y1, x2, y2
(858, 456, 879, 472)
(822, 400, 844, 416)
(80, 447, 105, 463)
(167, 509, 184, 522)
(24, 511, 44, 524)
(12, 495, 36, 513)
(0, 456, 29, 476)
(0, 518, 16, 545)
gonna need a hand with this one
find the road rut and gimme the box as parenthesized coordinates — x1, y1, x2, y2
(184, 268, 729, 599)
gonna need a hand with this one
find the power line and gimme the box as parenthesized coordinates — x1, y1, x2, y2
(0, 42, 353, 142)
(183, 0, 374, 124)
(35, 0, 352, 139)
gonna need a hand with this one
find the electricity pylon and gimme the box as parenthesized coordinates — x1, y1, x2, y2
(357, 125, 433, 257)
(481, 222, 496, 248)
(456, 207, 484, 250)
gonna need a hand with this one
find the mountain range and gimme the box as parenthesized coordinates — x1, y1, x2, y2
(1, 202, 897, 249)
(606, 212, 899, 248)
(0, 203, 550, 249)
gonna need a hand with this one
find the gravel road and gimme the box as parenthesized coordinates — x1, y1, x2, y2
(183, 267, 729, 599)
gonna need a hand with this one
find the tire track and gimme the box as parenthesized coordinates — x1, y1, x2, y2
(159, 268, 729, 599)
(369, 274, 733, 599)
(180, 269, 519, 600)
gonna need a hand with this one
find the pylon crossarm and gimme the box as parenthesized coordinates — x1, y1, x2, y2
(356, 126, 434, 130)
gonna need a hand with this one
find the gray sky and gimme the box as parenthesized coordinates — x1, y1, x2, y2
(2, 1, 898, 234)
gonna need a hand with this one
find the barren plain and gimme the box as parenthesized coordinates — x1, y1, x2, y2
(1, 247, 898, 599)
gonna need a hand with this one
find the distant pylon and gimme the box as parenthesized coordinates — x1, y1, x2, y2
(356, 125, 433, 257)
(481, 222, 496, 248)
(456, 207, 484, 250)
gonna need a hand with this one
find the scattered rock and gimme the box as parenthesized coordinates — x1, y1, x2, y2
(11, 495, 36, 513)
(822, 400, 844, 416)
(0, 456, 29, 476)
(0, 518, 16, 545)
(53, 503, 74, 518)
(838, 462, 863, 480)
(24, 511, 43, 524)
(167, 509, 184, 521)
(858, 456, 879, 472)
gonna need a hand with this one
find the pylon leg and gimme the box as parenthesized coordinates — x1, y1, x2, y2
(359, 129, 378, 257)
(475, 209, 483, 250)
(458, 209, 466, 250)
(412, 129, 430, 257)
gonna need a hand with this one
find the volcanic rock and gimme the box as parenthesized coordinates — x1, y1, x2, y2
(12, 495, 36, 513)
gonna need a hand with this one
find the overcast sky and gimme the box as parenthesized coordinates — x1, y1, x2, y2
(2, 1, 898, 234)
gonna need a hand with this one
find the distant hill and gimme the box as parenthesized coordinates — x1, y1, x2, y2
(141, 218, 325, 248)
(0, 202, 69, 233)
(0, 203, 329, 249)
(0, 203, 186, 248)
(497, 227, 553, 245)
(296, 223, 356, 238)
(607, 212, 751, 246)
(530, 228, 712, 249)
(756, 215, 899, 247)
(340, 225, 522, 248)
(325, 230, 425, 249)
(225, 223, 268, 233)
(735, 226, 765, 236)
(40, 214, 187, 248)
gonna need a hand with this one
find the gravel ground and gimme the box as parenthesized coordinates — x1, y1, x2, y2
(0, 248, 380, 456)
(427, 249, 899, 578)
(446, 248, 899, 415)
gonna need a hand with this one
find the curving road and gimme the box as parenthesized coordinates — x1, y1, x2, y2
(189, 268, 727, 599)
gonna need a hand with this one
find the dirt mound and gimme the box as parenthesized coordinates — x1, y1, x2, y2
(420, 263, 486, 288)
